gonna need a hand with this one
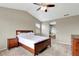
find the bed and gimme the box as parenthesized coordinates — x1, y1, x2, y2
(16, 30, 51, 56)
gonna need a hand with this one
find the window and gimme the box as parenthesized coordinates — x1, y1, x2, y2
(35, 23, 40, 29)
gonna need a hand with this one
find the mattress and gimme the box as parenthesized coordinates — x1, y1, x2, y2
(18, 35, 49, 49)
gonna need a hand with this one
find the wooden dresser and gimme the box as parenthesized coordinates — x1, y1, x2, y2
(72, 35, 79, 56)
(8, 38, 18, 49)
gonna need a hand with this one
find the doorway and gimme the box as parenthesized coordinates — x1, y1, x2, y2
(49, 21, 56, 39)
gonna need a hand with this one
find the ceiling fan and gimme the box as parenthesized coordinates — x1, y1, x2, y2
(33, 3, 55, 12)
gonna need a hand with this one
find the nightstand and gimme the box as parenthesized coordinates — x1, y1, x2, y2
(8, 38, 18, 49)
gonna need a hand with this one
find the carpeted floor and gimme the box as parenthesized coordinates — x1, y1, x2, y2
(0, 39, 71, 56)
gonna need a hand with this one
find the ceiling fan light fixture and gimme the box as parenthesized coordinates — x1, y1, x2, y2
(45, 9, 47, 12)
(40, 6, 47, 11)
(33, 3, 55, 12)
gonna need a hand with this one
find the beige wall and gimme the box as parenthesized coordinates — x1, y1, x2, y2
(0, 7, 41, 50)
(56, 15, 79, 45)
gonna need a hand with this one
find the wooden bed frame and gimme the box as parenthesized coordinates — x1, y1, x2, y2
(16, 30, 51, 56)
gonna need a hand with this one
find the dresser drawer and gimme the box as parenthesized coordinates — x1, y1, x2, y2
(9, 39, 17, 44)
(72, 38, 79, 56)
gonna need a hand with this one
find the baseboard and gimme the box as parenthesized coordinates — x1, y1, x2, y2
(56, 40, 71, 46)
(0, 48, 7, 52)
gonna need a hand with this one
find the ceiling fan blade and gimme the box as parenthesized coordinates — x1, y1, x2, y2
(33, 3, 41, 5)
(37, 7, 41, 11)
(47, 4, 55, 7)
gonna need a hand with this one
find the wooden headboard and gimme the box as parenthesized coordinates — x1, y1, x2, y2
(16, 30, 33, 35)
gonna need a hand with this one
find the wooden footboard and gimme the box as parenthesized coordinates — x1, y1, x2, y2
(34, 38, 51, 55)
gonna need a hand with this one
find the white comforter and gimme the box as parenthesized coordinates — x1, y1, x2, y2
(17, 35, 49, 49)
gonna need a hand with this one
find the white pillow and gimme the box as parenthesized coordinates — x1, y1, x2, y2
(26, 32, 35, 35)
(18, 32, 34, 39)
(18, 33, 27, 37)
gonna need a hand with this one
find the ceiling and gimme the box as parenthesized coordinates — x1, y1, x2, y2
(0, 3, 79, 22)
